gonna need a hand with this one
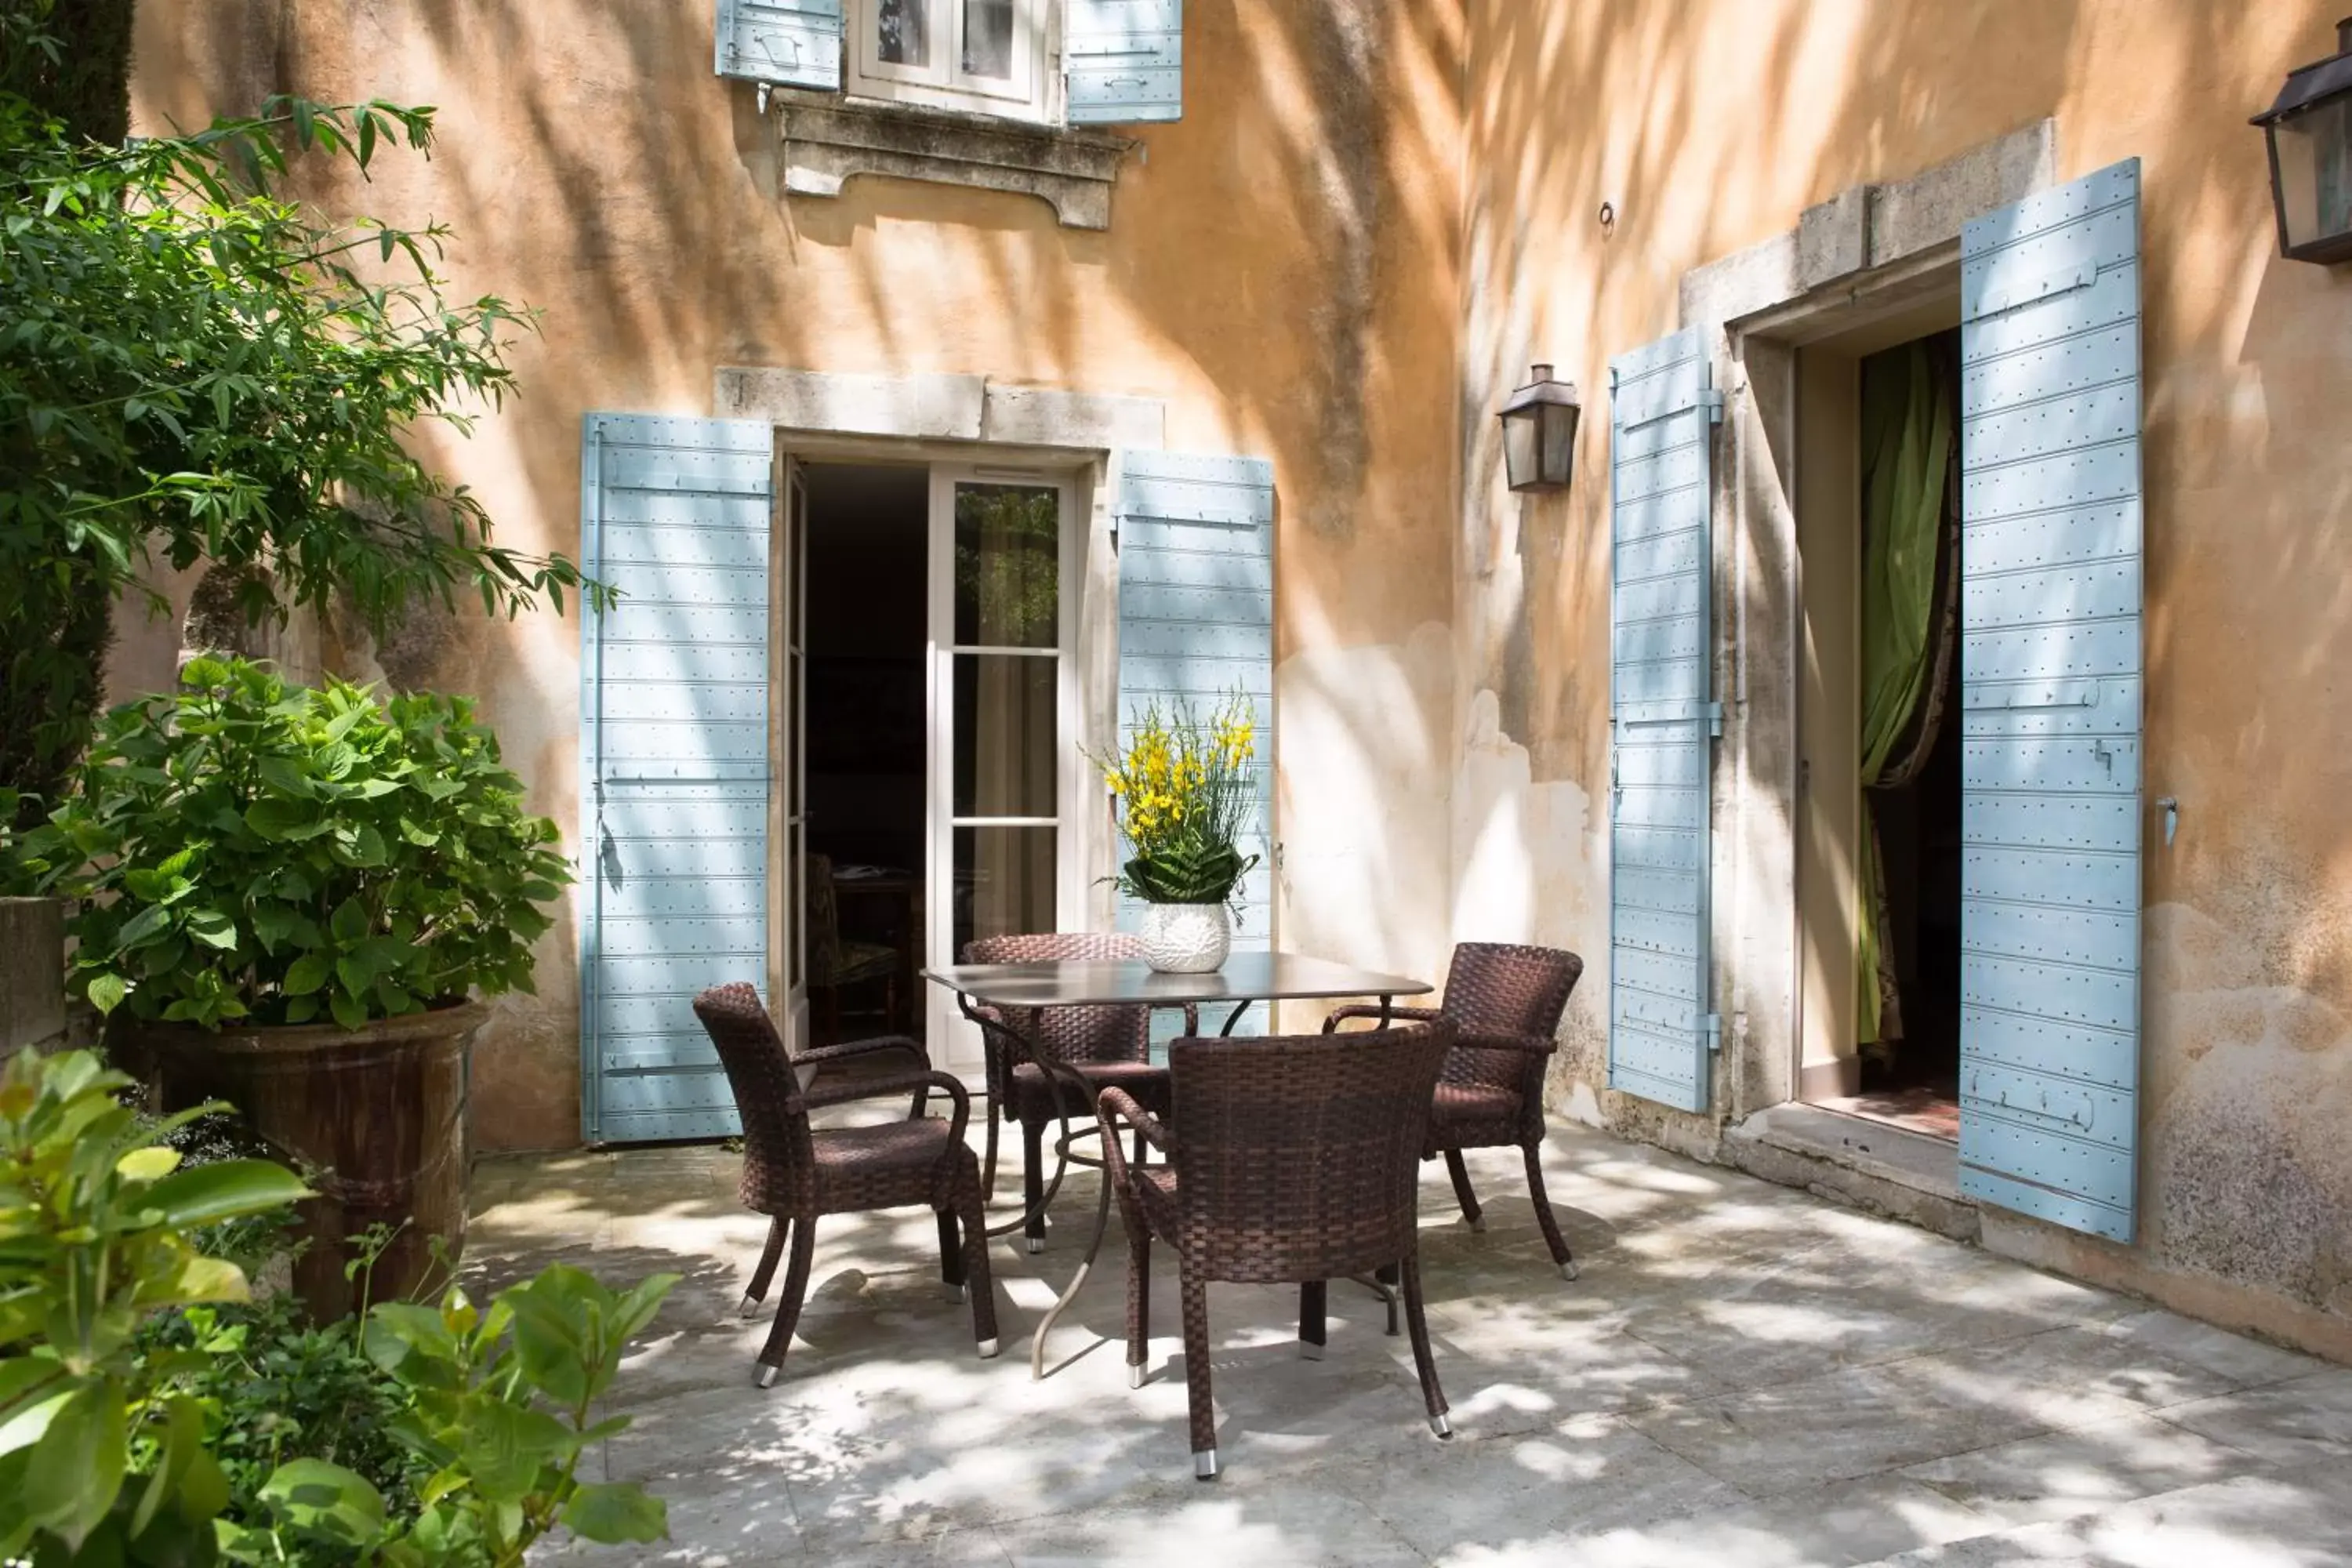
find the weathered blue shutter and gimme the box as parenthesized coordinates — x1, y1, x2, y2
(715, 0, 844, 92)
(579, 415, 773, 1144)
(1957, 158, 2144, 1242)
(1607, 328, 1719, 1112)
(1114, 451, 1273, 1026)
(1065, 0, 1182, 124)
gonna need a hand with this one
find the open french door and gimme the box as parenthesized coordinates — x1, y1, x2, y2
(773, 453, 811, 1057)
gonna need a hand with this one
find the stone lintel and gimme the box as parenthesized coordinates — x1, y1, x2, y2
(772, 93, 1135, 230)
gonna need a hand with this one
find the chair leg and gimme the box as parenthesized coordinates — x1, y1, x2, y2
(1134, 1126, 1148, 1171)
(1179, 1272, 1218, 1479)
(982, 1102, 1002, 1200)
(1399, 1250, 1450, 1439)
(742, 1217, 787, 1317)
(938, 1207, 964, 1298)
(957, 1171, 1000, 1358)
(1021, 1117, 1048, 1254)
(1374, 1260, 1401, 1336)
(1523, 1142, 1577, 1280)
(1125, 1215, 1152, 1388)
(1443, 1149, 1486, 1233)
(1298, 1280, 1327, 1361)
(754, 1216, 817, 1388)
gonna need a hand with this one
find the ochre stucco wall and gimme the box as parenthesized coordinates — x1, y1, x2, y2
(129, 0, 1466, 1150)
(1459, 0, 2352, 1351)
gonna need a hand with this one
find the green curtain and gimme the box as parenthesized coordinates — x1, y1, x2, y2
(1856, 343, 1953, 1046)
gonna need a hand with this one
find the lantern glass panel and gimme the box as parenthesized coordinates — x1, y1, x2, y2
(2273, 96, 2352, 255)
(1502, 407, 1541, 492)
(1537, 403, 1577, 488)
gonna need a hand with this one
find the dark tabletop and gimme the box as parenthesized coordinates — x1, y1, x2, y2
(922, 949, 1434, 1011)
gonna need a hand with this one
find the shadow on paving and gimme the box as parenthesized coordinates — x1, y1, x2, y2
(464, 1121, 2352, 1566)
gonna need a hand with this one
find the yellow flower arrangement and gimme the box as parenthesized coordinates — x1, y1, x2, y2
(1091, 694, 1261, 907)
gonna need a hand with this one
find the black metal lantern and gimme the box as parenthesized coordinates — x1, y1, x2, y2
(1497, 363, 1581, 493)
(2253, 18, 2352, 264)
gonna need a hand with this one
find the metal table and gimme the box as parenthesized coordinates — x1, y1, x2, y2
(923, 951, 1435, 1377)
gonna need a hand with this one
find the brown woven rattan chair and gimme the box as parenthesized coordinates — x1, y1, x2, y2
(958, 932, 1193, 1251)
(691, 983, 1000, 1386)
(1098, 1022, 1458, 1479)
(1325, 942, 1584, 1279)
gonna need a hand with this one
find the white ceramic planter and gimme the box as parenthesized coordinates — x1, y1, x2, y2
(1138, 902, 1232, 974)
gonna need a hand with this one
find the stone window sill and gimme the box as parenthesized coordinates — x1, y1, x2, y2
(768, 91, 1136, 230)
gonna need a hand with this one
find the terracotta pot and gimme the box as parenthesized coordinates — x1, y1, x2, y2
(117, 1001, 485, 1322)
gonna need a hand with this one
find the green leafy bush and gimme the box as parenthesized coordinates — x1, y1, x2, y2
(19, 656, 572, 1030)
(0, 1047, 677, 1566)
(0, 1047, 315, 1561)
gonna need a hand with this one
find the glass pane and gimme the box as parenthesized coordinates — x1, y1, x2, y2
(953, 825, 1055, 956)
(953, 653, 1056, 818)
(876, 0, 931, 67)
(962, 0, 1014, 80)
(953, 484, 1058, 648)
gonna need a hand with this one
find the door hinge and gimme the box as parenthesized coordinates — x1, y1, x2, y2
(1700, 389, 1726, 425)
(1700, 1012, 1722, 1052)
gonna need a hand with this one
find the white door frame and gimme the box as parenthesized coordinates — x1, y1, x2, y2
(922, 464, 1087, 1070)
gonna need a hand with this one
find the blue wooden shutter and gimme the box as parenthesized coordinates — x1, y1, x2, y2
(1957, 158, 2144, 1242)
(1113, 450, 1273, 1026)
(715, 0, 844, 92)
(1607, 328, 1719, 1112)
(1065, 0, 1182, 124)
(579, 414, 773, 1144)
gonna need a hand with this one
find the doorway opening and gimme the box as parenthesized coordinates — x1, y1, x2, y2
(801, 463, 928, 1049)
(1793, 304, 1964, 1142)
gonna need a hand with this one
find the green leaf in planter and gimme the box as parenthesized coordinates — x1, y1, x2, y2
(398, 817, 441, 847)
(258, 756, 316, 800)
(346, 823, 390, 866)
(561, 1482, 667, 1545)
(329, 989, 369, 1029)
(284, 994, 321, 1023)
(458, 1397, 577, 1503)
(330, 896, 371, 945)
(245, 797, 314, 841)
(183, 909, 238, 950)
(23, 1380, 125, 1548)
(142, 1159, 312, 1230)
(283, 953, 332, 995)
(116, 902, 176, 947)
(258, 1457, 388, 1548)
(85, 972, 128, 1015)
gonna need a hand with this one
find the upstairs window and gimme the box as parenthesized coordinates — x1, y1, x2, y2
(851, 0, 1052, 122)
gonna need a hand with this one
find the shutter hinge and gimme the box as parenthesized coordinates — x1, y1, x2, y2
(1701, 1012, 1722, 1052)
(1704, 700, 1724, 737)
(1700, 389, 1725, 425)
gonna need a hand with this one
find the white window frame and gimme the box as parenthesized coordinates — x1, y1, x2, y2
(847, 0, 1058, 124)
(923, 466, 1085, 1069)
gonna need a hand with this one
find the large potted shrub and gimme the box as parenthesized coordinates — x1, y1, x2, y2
(20, 655, 571, 1319)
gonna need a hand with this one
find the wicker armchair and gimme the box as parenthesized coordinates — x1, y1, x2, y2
(1098, 1022, 1458, 1479)
(691, 983, 999, 1386)
(957, 932, 1194, 1251)
(1325, 942, 1585, 1279)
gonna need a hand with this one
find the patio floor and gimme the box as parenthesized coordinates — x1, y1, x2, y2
(467, 1118, 2352, 1566)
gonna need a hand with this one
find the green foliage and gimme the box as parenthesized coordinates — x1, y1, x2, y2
(1, 1047, 676, 1566)
(0, 0, 133, 144)
(0, 1047, 315, 1563)
(15, 656, 573, 1030)
(1091, 695, 1262, 908)
(219, 1267, 678, 1567)
(0, 47, 608, 818)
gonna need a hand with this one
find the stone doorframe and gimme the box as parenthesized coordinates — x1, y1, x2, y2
(710, 364, 1168, 975)
(1667, 122, 2060, 1130)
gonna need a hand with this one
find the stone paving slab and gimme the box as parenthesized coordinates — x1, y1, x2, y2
(471, 1121, 2350, 1566)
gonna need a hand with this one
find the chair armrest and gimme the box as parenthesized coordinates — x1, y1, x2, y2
(795, 1069, 971, 1148)
(1454, 1029, 1559, 1057)
(1323, 1002, 1444, 1033)
(797, 1035, 930, 1070)
(1094, 1086, 1175, 1208)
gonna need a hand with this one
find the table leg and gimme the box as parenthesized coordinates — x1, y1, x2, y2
(1298, 1280, 1327, 1361)
(1219, 1000, 1253, 1036)
(1031, 1134, 1116, 1380)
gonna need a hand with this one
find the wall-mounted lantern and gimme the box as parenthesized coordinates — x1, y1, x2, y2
(1498, 363, 1581, 493)
(2252, 17, 2352, 263)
